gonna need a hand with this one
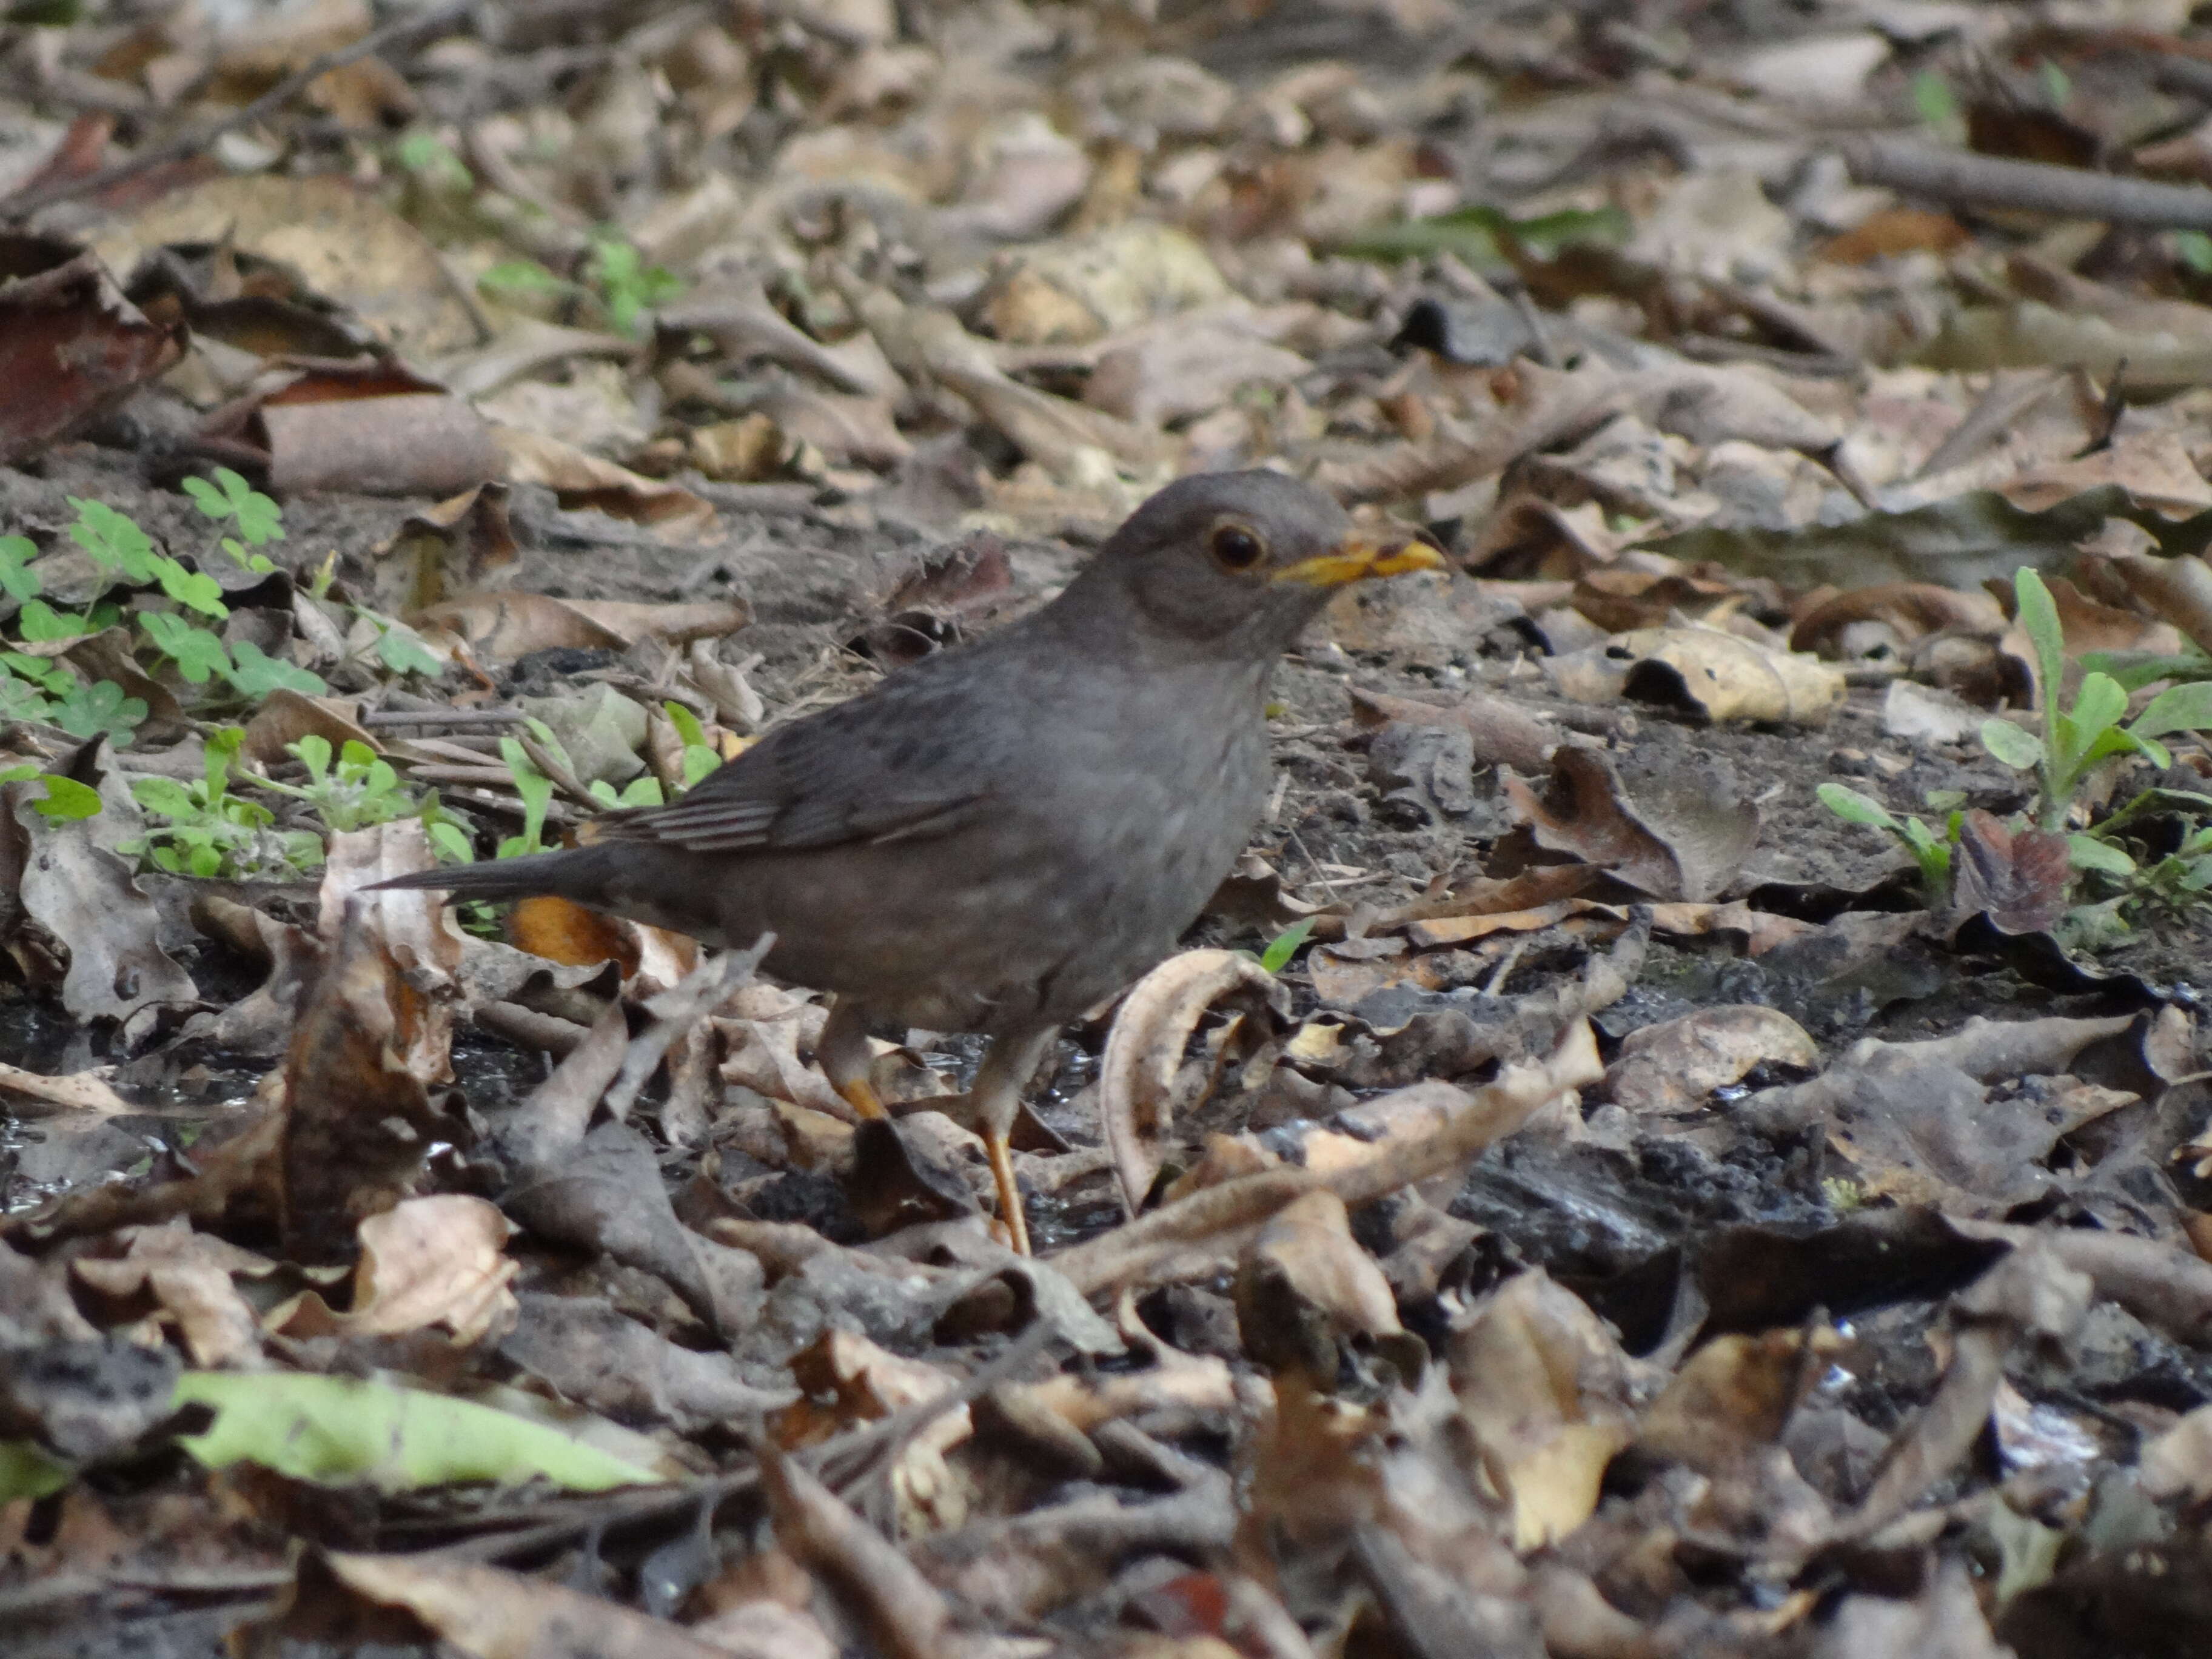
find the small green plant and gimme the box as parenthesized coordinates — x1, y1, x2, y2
(1912, 68, 1960, 131)
(495, 731, 557, 860)
(0, 488, 330, 745)
(258, 736, 418, 833)
(51, 678, 148, 741)
(478, 258, 572, 306)
(1815, 783, 1962, 905)
(24, 774, 101, 820)
(224, 639, 327, 700)
(120, 729, 321, 878)
(1984, 569, 2212, 860)
(1259, 916, 1318, 973)
(394, 130, 473, 193)
(589, 775, 665, 809)
(2131, 821, 2212, 910)
(182, 467, 281, 574)
(660, 701, 723, 790)
(0, 535, 37, 602)
(585, 232, 683, 335)
(358, 611, 443, 679)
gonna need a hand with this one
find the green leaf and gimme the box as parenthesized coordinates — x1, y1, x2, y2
(51, 679, 146, 741)
(427, 820, 475, 864)
(224, 641, 327, 698)
(17, 598, 88, 640)
(33, 776, 102, 820)
(1817, 782, 1900, 829)
(2131, 680, 2212, 742)
(0, 674, 52, 722)
(291, 734, 333, 781)
(2069, 672, 2127, 742)
(2068, 834, 2136, 876)
(170, 1372, 663, 1493)
(132, 776, 198, 819)
(2014, 569, 2065, 719)
(478, 258, 572, 300)
(3, 650, 71, 691)
(154, 558, 228, 618)
(0, 534, 40, 602)
(1980, 718, 2045, 772)
(0, 1439, 73, 1501)
(1912, 68, 1959, 128)
(372, 622, 443, 678)
(2082, 725, 2170, 771)
(1259, 915, 1318, 974)
(395, 130, 472, 192)
(2180, 231, 2212, 275)
(586, 233, 684, 335)
(499, 737, 554, 853)
(183, 468, 284, 546)
(139, 611, 232, 685)
(2079, 648, 2212, 691)
(67, 497, 159, 581)
(2038, 57, 2071, 108)
(662, 701, 709, 749)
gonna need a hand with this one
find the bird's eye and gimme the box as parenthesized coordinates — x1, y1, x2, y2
(1211, 524, 1266, 571)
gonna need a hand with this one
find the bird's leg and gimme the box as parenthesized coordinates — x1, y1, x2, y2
(817, 994, 888, 1121)
(971, 1024, 1059, 1256)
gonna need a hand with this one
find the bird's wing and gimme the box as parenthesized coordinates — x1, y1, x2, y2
(595, 668, 1000, 854)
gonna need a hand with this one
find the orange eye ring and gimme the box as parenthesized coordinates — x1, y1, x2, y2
(1211, 524, 1266, 571)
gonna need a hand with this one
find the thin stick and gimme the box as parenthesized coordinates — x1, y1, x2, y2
(363, 708, 526, 726)
(4, 0, 475, 218)
(1840, 136, 2212, 232)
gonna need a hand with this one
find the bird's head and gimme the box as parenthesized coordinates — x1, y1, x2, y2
(1078, 470, 1444, 659)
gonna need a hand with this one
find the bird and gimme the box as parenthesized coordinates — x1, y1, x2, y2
(373, 470, 1443, 1253)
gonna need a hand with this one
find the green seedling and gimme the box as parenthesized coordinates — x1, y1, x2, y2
(1259, 916, 1318, 973)
(395, 130, 474, 193)
(1985, 569, 2212, 857)
(358, 610, 442, 678)
(183, 468, 282, 574)
(224, 640, 327, 699)
(139, 611, 232, 685)
(258, 736, 417, 834)
(661, 701, 723, 789)
(30, 775, 101, 820)
(50, 678, 147, 742)
(1912, 68, 1960, 130)
(122, 729, 320, 878)
(495, 732, 556, 860)
(0, 669, 52, 723)
(589, 776, 665, 809)
(585, 232, 683, 335)
(478, 258, 575, 306)
(2131, 821, 2212, 911)
(16, 598, 92, 640)
(1816, 783, 1962, 905)
(0, 535, 36, 602)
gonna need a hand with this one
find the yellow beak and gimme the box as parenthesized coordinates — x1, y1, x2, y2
(1270, 527, 1446, 588)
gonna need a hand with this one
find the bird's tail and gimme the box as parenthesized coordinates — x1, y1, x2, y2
(364, 847, 589, 903)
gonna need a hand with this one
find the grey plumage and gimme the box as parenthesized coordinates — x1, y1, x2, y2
(374, 470, 1438, 1250)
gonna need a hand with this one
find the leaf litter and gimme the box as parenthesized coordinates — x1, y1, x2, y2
(4, 2, 2212, 1657)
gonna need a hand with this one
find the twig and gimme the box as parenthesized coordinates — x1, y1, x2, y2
(3, 0, 476, 218)
(1838, 136, 2212, 232)
(363, 708, 526, 726)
